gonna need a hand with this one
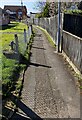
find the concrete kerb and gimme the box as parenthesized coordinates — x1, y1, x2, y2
(62, 51, 82, 77)
(61, 51, 82, 120)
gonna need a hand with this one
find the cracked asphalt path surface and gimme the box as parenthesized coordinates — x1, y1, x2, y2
(12, 26, 80, 119)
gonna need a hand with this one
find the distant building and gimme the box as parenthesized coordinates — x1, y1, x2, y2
(0, 7, 10, 26)
(30, 12, 37, 19)
(4, 5, 27, 20)
(29, 12, 38, 24)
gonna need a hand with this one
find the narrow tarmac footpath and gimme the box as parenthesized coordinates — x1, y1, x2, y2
(12, 26, 80, 119)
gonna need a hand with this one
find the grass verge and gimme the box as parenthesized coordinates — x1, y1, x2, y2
(36, 25, 56, 48)
(0, 22, 27, 33)
(1, 23, 27, 51)
(1, 21, 34, 118)
(2, 32, 34, 119)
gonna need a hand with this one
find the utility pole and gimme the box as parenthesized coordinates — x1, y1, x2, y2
(57, 0, 61, 52)
(21, 0, 23, 19)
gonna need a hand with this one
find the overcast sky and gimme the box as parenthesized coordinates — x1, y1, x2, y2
(0, 0, 46, 14)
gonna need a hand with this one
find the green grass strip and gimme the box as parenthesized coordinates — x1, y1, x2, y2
(36, 26, 56, 48)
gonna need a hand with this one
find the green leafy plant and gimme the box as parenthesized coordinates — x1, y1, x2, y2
(64, 9, 82, 15)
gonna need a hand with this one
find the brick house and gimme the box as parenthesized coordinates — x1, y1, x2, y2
(0, 7, 10, 26)
(4, 5, 27, 20)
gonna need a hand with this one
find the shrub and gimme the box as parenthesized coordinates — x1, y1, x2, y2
(64, 9, 82, 15)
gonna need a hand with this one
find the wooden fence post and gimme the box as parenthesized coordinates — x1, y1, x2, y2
(24, 29, 27, 43)
(27, 26, 30, 43)
(14, 34, 20, 61)
(27, 25, 33, 43)
(10, 41, 14, 50)
(30, 24, 33, 34)
(15, 34, 19, 53)
(29, 26, 31, 39)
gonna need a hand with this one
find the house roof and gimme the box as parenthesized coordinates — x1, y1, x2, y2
(30, 12, 41, 14)
(30, 12, 37, 14)
(0, 7, 2, 14)
(4, 5, 27, 13)
(0, 7, 9, 15)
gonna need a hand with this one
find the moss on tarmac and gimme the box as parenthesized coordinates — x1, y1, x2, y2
(36, 26, 56, 48)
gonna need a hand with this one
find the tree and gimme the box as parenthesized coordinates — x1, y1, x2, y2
(35, 2, 50, 18)
(34, 1, 46, 12)
(78, 1, 82, 10)
(42, 2, 50, 17)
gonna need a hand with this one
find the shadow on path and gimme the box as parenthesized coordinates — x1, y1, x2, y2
(11, 94, 43, 120)
(2, 106, 31, 120)
(11, 113, 31, 120)
(32, 46, 46, 50)
(35, 34, 42, 37)
(29, 62, 51, 68)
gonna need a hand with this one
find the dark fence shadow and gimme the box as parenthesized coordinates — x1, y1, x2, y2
(34, 39, 44, 41)
(2, 105, 81, 120)
(29, 62, 51, 68)
(35, 34, 42, 37)
(2, 106, 31, 120)
(3, 51, 19, 61)
(32, 46, 46, 50)
(2, 22, 18, 30)
(10, 94, 43, 120)
(11, 113, 31, 120)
